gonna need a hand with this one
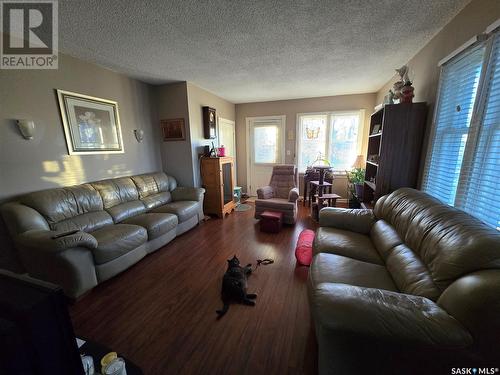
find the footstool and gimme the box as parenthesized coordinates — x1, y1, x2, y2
(260, 211, 283, 233)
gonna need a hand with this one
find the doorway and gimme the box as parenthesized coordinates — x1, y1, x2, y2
(218, 117, 236, 182)
(246, 115, 286, 196)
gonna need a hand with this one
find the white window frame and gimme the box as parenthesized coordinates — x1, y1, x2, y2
(422, 20, 500, 230)
(245, 115, 286, 194)
(295, 110, 365, 174)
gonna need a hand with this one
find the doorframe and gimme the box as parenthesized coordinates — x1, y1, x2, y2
(217, 117, 237, 182)
(245, 115, 286, 195)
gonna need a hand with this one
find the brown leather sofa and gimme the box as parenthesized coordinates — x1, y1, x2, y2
(1, 172, 204, 299)
(309, 188, 500, 374)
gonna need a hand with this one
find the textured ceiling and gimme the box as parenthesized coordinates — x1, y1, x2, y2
(59, 0, 471, 103)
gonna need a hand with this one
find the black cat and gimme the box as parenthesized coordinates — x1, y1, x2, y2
(216, 255, 257, 318)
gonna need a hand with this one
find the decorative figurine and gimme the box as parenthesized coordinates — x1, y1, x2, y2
(396, 65, 409, 83)
(394, 65, 414, 103)
(384, 90, 395, 104)
(401, 82, 415, 103)
(393, 80, 404, 101)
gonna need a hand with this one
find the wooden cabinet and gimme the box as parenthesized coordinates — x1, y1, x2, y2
(363, 103, 427, 207)
(201, 156, 236, 218)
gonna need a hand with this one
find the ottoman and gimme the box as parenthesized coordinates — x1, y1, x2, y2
(260, 211, 283, 233)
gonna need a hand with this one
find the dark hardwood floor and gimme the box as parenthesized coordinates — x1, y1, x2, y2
(70, 203, 327, 375)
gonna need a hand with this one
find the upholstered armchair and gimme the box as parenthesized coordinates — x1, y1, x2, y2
(254, 165, 299, 224)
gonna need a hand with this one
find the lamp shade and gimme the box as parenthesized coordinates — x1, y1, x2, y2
(352, 154, 365, 169)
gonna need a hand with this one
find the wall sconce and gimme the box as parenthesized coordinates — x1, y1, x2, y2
(134, 129, 144, 143)
(16, 120, 35, 140)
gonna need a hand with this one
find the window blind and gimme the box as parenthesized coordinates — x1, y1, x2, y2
(458, 33, 500, 230)
(422, 43, 486, 205)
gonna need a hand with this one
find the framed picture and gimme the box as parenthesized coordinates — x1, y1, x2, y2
(56, 89, 124, 155)
(371, 124, 381, 134)
(161, 118, 186, 141)
(202, 106, 216, 139)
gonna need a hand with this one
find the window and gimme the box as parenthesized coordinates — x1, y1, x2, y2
(297, 111, 362, 173)
(422, 28, 500, 230)
(254, 125, 279, 164)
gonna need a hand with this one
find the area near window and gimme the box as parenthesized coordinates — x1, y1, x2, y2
(422, 27, 500, 230)
(246, 115, 286, 196)
(296, 111, 364, 173)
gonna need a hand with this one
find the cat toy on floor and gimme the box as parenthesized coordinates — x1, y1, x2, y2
(216, 255, 274, 319)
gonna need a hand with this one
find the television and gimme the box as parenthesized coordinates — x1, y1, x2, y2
(0, 270, 84, 375)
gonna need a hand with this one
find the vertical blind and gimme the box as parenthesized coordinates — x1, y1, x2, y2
(422, 30, 500, 230)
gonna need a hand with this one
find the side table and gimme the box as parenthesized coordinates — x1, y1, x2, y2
(315, 193, 341, 208)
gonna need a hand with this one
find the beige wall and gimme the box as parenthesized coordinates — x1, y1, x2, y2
(0, 52, 161, 271)
(235, 93, 377, 194)
(186, 83, 235, 187)
(376, 0, 499, 110)
(155, 82, 235, 187)
(375, 0, 499, 185)
(155, 82, 194, 187)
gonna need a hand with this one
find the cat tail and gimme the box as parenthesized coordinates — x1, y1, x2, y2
(216, 303, 229, 319)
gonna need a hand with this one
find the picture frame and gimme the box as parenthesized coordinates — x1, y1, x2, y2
(202, 106, 216, 139)
(371, 124, 381, 134)
(56, 89, 124, 155)
(161, 118, 186, 141)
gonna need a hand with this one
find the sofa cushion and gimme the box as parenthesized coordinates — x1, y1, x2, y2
(92, 178, 147, 222)
(91, 177, 139, 208)
(106, 201, 146, 223)
(268, 165, 297, 199)
(52, 211, 113, 232)
(310, 253, 398, 292)
(370, 219, 404, 258)
(314, 227, 383, 265)
(122, 213, 178, 240)
(20, 184, 109, 232)
(90, 224, 147, 264)
(152, 201, 198, 223)
(141, 192, 172, 210)
(152, 172, 177, 192)
(255, 198, 295, 211)
(374, 188, 500, 290)
(131, 174, 159, 198)
(385, 244, 441, 301)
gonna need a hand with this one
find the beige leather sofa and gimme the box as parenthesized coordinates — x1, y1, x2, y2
(1, 172, 204, 299)
(309, 188, 500, 374)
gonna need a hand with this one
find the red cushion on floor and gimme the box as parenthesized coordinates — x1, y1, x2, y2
(295, 229, 315, 266)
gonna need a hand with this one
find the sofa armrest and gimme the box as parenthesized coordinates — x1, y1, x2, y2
(312, 283, 472, 348)
(171, 187, 205, 202)
(288, 187, 299, 202)
(257, 185, 273, 199)
(15, 229, 98, 253)
(319, 207, 375, 234)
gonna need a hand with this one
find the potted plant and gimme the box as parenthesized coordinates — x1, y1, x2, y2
(347, 167, 365, 199)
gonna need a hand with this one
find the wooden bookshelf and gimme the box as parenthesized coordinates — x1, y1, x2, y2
(363, 103, 427, 206)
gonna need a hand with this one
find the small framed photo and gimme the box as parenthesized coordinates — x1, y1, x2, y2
(161, 118, 186, 141)
(56, 89, 124, 155)
(371, 124, 381, 134)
